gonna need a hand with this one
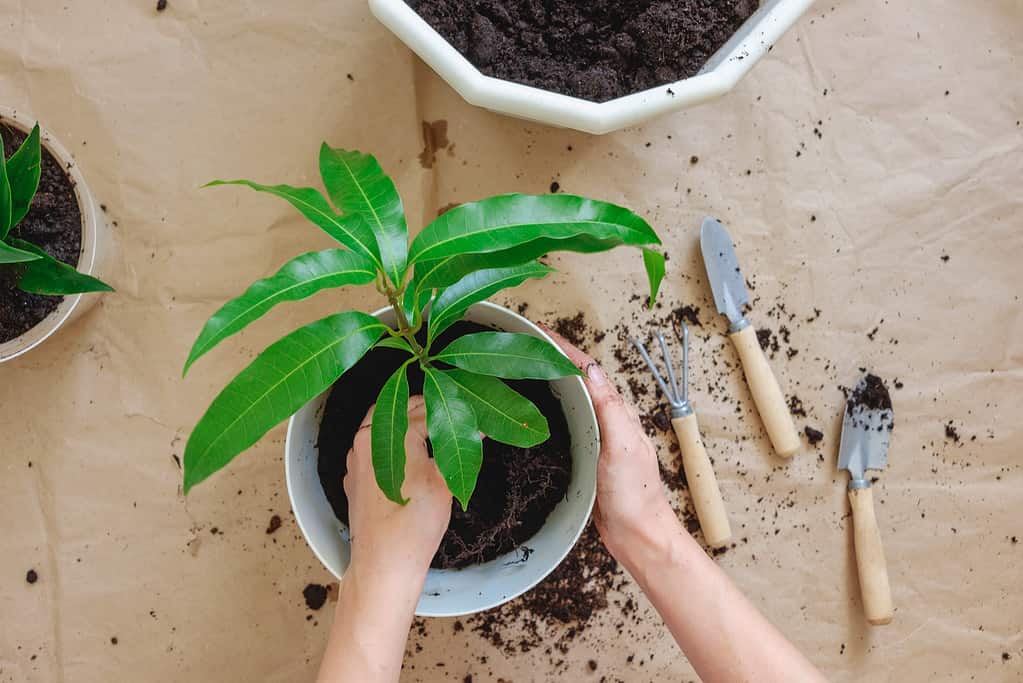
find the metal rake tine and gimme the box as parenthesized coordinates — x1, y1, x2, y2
(680, 322, 689, 404)
(629, 337, 675, 402)
(656, 330, 682, 402)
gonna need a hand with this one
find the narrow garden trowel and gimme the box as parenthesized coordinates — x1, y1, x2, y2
(839, 373, 895, 626)
(699, 217, 800, 458)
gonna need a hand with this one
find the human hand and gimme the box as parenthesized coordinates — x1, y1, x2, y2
(542, 327, 682, 565)
(344, 396, 452, 579)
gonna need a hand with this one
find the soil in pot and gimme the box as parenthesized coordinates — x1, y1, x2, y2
(407, 0, 759, 102)
(0, 123, 83, 343)
(317, 320, 573, 570)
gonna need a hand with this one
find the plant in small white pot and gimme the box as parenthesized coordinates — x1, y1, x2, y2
(0, 110, 113, 362)
(182, 146, 664, 615)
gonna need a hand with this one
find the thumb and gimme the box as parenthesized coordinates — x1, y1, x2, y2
(538, 324, 623, 422)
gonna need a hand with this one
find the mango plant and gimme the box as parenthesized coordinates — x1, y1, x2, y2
(0, 125, 112, 294)
(182, 146, 664, 508)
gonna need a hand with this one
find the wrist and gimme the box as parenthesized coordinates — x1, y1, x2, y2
(611, 504, 695, 577)
(344, 556, 428, 606)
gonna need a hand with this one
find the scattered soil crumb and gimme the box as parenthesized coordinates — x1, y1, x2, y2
(26, 569, 38, 584)
(156, 0, 167, 10)
(266, 514, 282, 534)
(673, 304, 701, 328)
(549, 181, 561, 193)
(787, 395, 807, 418)
(110, 637, 118, 645)
(804, 426, 824, 446)
(588, 659, 598, 671)
(303, 583, 329, 610)
(944, 421, 961, 443)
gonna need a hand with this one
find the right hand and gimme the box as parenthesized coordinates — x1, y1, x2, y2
(542, 327, 681, 563)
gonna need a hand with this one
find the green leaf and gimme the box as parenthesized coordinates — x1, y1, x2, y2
(444, 369, 549, 447)
(423, 367, 483, 510)
(0, 130, 11, 236)
(183, 312, 387, 493)
(642, 248, 666, 308)
(5, 124, 41, 232)
(183, 249, 377, 374)
(0, 239, 42, 264)
(371, 363, 411, 505)
(9, 238, 113, 294)
(416, 229, 662, 291)
(427, 262, 553, 347)
(206, 180, 383, 269)
(408, 193, 660, 268)
(319, 146, 408, 287)
(433, 332, 583, 380)
(375, 336, 414, 352)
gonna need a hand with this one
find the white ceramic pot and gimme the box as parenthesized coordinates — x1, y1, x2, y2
(286, 301, 599, 617)
(369, 0, 814, 134)
(0, 107, 111, 363)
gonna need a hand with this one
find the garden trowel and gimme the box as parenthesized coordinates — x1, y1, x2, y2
(839, 373, 894, 625)
(699, 217, 800, 458)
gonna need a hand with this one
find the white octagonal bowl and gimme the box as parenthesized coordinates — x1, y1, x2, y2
(286, 301, 599, 617)
(369, 0, 815, 134)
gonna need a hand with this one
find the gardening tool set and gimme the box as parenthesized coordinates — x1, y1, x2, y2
(631, 216, 896, 626)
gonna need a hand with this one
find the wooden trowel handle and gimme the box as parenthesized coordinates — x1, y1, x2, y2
(729, 325, 800, 458)
(849, 487, 894, 625)
(672, 413, 731, 548)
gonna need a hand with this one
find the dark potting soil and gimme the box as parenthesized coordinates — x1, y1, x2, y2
(0, 124, 83, 344)
(316, 320, 572, 570)
(847, 373, 893, 414)
(303, 583, 328, 610)
(407, 0, 759, 102)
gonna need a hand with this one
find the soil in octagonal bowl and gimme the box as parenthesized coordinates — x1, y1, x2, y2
(317, 319, 572, 571)
(406, 0, 760, 102)
(0, 123, 83, 346)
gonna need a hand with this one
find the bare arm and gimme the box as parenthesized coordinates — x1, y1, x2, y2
(545, 328, 825, 683)
(317, 397, 451, 683)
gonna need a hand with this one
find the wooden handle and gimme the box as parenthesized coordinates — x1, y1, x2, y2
(849, 487, 894, 625)
(672, 413, 731, 548)
(729, 325, 800, 458)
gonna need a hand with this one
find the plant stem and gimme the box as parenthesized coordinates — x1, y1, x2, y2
(386, 287, 426, 359)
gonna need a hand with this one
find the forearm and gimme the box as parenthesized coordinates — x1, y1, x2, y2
(316, 564, 424, 683)
(617, 508, 825, 683)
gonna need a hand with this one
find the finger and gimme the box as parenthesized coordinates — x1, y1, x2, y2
(407, 394, 428, 438)
(353, 404, 375, 452)
(538, 324, 625, 422)
(359, 404, 376, 428)
(539, 324, 592, 369)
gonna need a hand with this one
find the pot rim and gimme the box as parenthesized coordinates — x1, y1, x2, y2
(369, 0, 816, 134)
(285, 300, 599, 617)
(0, 106, 103, 363)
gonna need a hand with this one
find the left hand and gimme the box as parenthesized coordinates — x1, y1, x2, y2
(344, 396, 452, 578)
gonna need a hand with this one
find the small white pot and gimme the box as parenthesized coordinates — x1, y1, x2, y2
(0, 107, 111, 363)
(369, 0, 814, 134)
(286, 301, 599, 617)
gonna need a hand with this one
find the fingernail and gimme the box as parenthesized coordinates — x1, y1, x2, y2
(586, 362, 607, 387)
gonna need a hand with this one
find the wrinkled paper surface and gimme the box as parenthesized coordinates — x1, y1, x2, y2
(1, 0, 1021, 680)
